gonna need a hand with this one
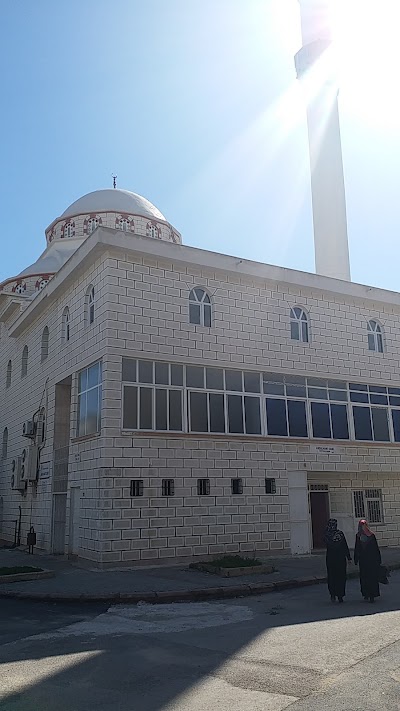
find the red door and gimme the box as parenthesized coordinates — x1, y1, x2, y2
(310, 491, 330, 549)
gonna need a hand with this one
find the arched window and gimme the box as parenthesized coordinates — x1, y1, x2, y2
(367, 320, 384, 353)
(189, 288, 212, 327)
(118, 218, 129, 232)
(86, 285, 95, 325)
(21, 346, 28, 378)
(65, 222, 74, 238)
(2, 428, 8, 460)
(6, 360, 12, 388)
(41, 326, 49, 362)
(62, 307, 70, 343)
(290, 307, 309, 343)
(87, 217, 98, 234)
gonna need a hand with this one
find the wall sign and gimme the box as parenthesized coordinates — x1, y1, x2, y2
(39, 461, 52, 479)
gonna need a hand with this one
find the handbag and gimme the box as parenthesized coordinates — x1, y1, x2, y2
(378, 565, 390, 585)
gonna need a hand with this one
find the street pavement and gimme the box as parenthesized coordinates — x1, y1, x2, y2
(0, 572, 399, 710)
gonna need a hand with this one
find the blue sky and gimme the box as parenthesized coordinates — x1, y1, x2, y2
(1, 1, 400, 290)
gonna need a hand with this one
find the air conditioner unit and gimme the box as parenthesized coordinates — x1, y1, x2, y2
(22, 420, 36, 439)
(26, 445, 39, 482)
(11, 457, 25, 491)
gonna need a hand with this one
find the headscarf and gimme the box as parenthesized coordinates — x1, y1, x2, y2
(358, 519, 373, 543)
(324, 518, 345, 545)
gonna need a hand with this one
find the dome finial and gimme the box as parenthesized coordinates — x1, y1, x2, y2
(112, 174, 117, 189)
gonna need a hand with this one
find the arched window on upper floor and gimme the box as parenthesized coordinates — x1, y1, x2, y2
(87, 217, 99, 234)
(62, 307, 70, 343)
(118, 218, 129, 232)
(6, 360, 12, 388)
(41, 327, 49, 362)
(86, 285, 95, 326)
(64, 222, 74, 238)
(367, 320, 384, 353)
(2, 428, 8, 460)
(290, 307, 309, 343)
(189, 288, 212, 327)
(21, 346, 28, 378)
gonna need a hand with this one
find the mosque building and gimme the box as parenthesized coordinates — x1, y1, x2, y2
(1, 1, 399, 565)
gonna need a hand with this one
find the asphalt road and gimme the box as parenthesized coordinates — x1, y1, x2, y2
(0, 573, 399, 710)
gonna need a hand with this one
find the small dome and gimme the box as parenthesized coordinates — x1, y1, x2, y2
(60, 189, 166, 222)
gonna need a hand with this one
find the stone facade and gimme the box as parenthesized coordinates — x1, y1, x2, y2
(1, 192, 400, 567)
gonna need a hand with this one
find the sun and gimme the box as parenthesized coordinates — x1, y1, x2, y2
(328, 0, 400, 121)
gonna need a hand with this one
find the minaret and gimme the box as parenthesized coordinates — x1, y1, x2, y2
(295, 0, 351, 281)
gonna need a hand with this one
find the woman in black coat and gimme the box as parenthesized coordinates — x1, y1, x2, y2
(354, 519, 381, 603)
(324, 519, 351, 603)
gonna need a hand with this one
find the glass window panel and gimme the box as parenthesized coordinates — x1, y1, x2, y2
(391, 410, 400, 441)
(86, 388, 99, 434)
(186, 365, 204, 388)
(263, 372, 285, 383)
(244, 372, 260, 393)
(264, 382, 285, 396)
(369, 385, 386, 393)
(308, 387, 328, 400)
(225, 370, 243, 391)
(139, 387, 153, 429)
(169, 390, 182, 431)
(328, 379, 347, 389)
(377, 333, 383, 353)
(370, 394, 388, 405)
(97, 385, 102, 432)
(171, 364, 183, 386)
(87, 362, 101, 388)
(285, 375, 306, 385)
(266, 398, 288, 436)
(138, 361, 153, 384)
(123, 386, 137, 429)
(353, 406, 373, 440)
(203, 293, 211, 304)
(308, 378, 327, 387)
(350, 383, 368, 392)
(204, 304, 212, 327)
(155, 389, 168, 430)
(189, 392, 208, 432)
(189, 302, 201, 325)
(194, 287, 205, 301)
(371, 407, 390, 441)
(389, 387, 400, 396)
(288, 400, 308, 437)
(350, 391, 369, 403)
(389, 396, 400, 407)
(122, 358, 136, 382)
(311, 402, 331, 438)
(78, 392, 87, 436)
(227, 394, 244, 433)
(329, 389, 348, 401)
(368, 333, 376, 351)
(285, 384, 307, 398)
(291, 321, 300, 340)
(331, 404, 349, 439)
(301, 321, 309, 342)
(78, 369, 87, 393)
(244, 397, 261, 434)
(155, 362, 169, 385)
(206, 367, 224, 390)
(209, 393, 225, 433)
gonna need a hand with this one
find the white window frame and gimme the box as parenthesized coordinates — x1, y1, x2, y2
(77, 361, 102, 437)
(21, 345, 28, 378)
(353, 489, 384, 524)
(118, 218, 130, 232)
(189, 287, 212, 327)
(290, 306, 309, 343)
(87, 217, 99, 234)
(367, 320, 384, 353)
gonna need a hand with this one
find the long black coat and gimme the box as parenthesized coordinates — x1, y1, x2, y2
(326, 537, 351, 598)
(354, 534, 381, 599)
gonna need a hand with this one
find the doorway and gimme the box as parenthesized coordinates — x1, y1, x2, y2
(310, 490, 330, 549)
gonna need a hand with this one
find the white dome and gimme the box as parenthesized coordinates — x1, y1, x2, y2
(60, 189, 166, 222)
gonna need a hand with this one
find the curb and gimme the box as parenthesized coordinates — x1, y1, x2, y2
(0, 570, 54, 584)
(0, 563, 398, 604)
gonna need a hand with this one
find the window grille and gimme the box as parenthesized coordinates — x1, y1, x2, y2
(231, 478, 243, 495)
(130, 480, 144, 497)
(197, 478, 210, 496)
(162, 479, 175, 496)
(265, 478, 276, 495)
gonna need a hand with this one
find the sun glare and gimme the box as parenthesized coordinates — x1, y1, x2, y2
(328, 0, 400, 120)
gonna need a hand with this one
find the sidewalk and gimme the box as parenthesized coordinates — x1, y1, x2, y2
(1, 545, 399, 603)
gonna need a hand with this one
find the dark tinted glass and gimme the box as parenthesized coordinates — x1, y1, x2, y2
(171, 364, 183, 386)
(155, 362, 169, 385)
(206, 368, 224, 390)
(331, 404, 349, 439)
(391, 410, 400, 441)
(311, 402, 331, 438)
(138, 361, 153, 384)
(155, 389, 167, 430)
(353, 406, 372, 440)
(371, 408, 390, 441)
(266, 399, 287, 436)
(189, 302, 201, 325)
(209, 393, 225, 433)
(350, 391, 369, 403)
(186, 366, 204, 388)
(225, 370, 242, 391)
(244, 397, 261, 434)
(189, 392, 208, 432)
(244, 372, 260, 393)
(288, 400, 308, 437)
(123, 386, 137, 428)
(139, 387, 152, 429)
(169, 390, 182, 431)
(227, 395, 244, 433)
(122, 358, 136, 382)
